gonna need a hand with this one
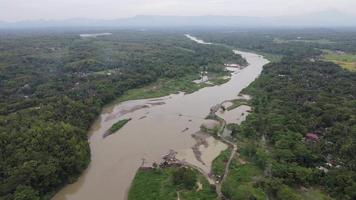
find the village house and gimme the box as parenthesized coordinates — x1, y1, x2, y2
(305, 132, 319, 142)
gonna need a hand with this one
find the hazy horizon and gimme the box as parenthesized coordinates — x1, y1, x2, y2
(1, 0, 356, 22)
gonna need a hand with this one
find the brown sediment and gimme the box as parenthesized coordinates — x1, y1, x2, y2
(196, 182, 203, 191)
(148, 102, 166, 106)
(191, 132, 209, 165)
(237, 94, 251, 100)
(238, 158, 247, 165)
(216, 105, 251, 125)
(220, 101, 233, 109)
(207, 93, 256, 200)
(193, 75, 209, 84)
(52, 48, 269, 200)
(105, 101, 167, 122)
(201, 120, 220, 130)
(104, 105, 149, 122)
(149, 98, 165, 102)
(181, 128, 189, 133)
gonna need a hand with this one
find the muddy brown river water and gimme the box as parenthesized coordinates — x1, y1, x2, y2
(53, 36, 269, 200)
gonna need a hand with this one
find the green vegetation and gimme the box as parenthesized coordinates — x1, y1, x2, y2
(172, 167, 197, 189)
(208, 76, 230, 85)
(273, 38, 335, 45)
(13, 186, 41, 200)
(3, 28, 356, 200)
(115, 72, 229, 103)
(200, 122, 221, 137)
(227, 99, 250, 111)
(128, 167, 217, 200)
(301, 188, 334, 200)
(105, 118, 131, 137)
(225, 58, 356, 200)
(211, 148, 231, 177)
(323, 50, 356, 71)
(196, 29, 356, 200)
(260, 52, 283, 63)
(115, 75, 202, 102)
(196, 31, 322, 58)
(0, 30, 245, 199)
(196, 29, 356, 59)
(222, 161, 266, 200)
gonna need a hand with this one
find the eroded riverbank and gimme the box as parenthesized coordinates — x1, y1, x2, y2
(53, 36, 269, 200)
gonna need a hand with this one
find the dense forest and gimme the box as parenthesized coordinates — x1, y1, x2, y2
(230, 59, 356, 200)
(196, 29, 356, 199)
(0, 29, 245, 199)
(196, 28, 356, 59)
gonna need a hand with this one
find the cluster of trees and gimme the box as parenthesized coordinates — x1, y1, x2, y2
(0, 29, 245, 199)
(194, 29, 356, 199)
(172, 167, 197, 190)
(195, 28, 356, 58)
(232, 58, 356, 199)
(194, 30, 320, 58)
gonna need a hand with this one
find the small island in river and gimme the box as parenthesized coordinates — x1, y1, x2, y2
(103, 118, 132, 138)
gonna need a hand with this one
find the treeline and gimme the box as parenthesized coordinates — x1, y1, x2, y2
(195, 29, 356, 57)
(231, 58, 356, 199)
(0, 30, 245, 199)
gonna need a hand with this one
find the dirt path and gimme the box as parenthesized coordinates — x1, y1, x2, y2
(210, 103, 239, 200)
(175, 103, 238, 199)
(216, 138, 237, 199)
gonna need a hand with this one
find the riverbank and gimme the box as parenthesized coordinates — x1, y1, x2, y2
(127, 87, 254, 200)
(113, 72, 231, 104)
(219, 59, 340, 200)
(126, 37, 268, 200)
(52, 36, 269, 200)
(2, 30, 253, 200)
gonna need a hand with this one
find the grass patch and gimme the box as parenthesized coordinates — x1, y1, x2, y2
(325, 60, 356, 72)
(115, 72, 229, 103)
(115, 75, 203, 102)
(227, 99, 250, 111)
(209, 76, 230, 85)
(206, 71, 231, 85)
(300, 188, 334, 200)
(222, 161, 266, 200)
(211, 148, 231, 177)
(200, 122, 221, 137)
(323, 50, 356, 71)
(104, 118, 131, 137)
(128, 167, 217, 200)
(261, 53, 283, 63)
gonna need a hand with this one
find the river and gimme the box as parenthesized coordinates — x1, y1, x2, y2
(53, 35, 269, 200)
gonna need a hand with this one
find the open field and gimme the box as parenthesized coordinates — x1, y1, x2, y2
(128, 167, 217, 200)
(323, 50, 356, 71)
(211, 148, 232, 177)
(115, 72, 230, 103)
(300, 188, 334, 200)
(222, 161, 266, 200)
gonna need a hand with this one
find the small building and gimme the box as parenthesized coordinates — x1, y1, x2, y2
(305, 133, 319, 142)
(317, 166, 329, 173)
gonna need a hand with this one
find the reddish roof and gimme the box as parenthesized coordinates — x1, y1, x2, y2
(306, 133, 319, 141)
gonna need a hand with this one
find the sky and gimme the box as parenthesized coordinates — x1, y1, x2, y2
(1, 0, 356, 22)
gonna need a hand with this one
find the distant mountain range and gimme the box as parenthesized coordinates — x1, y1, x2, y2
(1, 10, 355, 28)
